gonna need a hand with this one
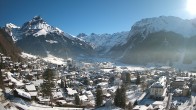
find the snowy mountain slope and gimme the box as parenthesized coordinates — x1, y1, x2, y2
(77, 16, 196, 54)
(4, 16, 65, 41)
(77, 31, 129, 52)
(131, 16, 196, 39)
(3, 16, 94, 58)
(115, 16, 196, 64)
(4, 23, 21, 41)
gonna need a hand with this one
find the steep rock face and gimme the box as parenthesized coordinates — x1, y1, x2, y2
(4, 16, 94, 58)
(0, 29, 21, 61)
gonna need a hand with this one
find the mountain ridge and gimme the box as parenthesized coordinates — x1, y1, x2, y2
(3, 16, 196, 66)
(3, 16, 94, 58)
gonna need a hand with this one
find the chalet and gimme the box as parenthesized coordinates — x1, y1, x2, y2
(25, 84, 37, 99)
(13, 89, 31, 100)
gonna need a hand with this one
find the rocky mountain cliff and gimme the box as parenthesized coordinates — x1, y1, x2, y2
(0, 29, 21, 61)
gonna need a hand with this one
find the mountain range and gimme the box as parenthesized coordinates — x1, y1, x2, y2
(2, 16, 196, 65)
(3, 16, 93, 58)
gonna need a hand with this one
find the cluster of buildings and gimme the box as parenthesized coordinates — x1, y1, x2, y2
(1, 52, 196, 110)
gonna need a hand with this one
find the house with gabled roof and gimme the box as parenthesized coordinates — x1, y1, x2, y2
(25, 84, 37, 100)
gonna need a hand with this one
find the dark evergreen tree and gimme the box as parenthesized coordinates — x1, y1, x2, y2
(109, 76, 115, 84)
(83, 77, 90, 85)
(96, 86, 103, 107)
(40, 69, 55, 105)
(125, 73, 131, 83)
(114, 84, 126, 109)
(75, 94, 80, 105)
(0, 69, 4, 90)
(186, 73, 188, 77)
(60, 80, 65, 88)
(64, 80, 68, 88)
(127, 102, 133, 110)
(0, 56, 4, 90)
(120, 84, 126, 109)
(114, 87, 120, 107)
(136, 74, 141, 85)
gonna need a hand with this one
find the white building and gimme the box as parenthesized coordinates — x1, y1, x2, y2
(150, 76, 167, 100)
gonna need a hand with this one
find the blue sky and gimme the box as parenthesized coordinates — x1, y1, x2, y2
(0, 0, 194, 35)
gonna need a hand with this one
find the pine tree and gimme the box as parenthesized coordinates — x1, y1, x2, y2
(114, 85, 126, 109)
(0, 69, 4, 90)
(40, 69, 55, 105)
(0, 56, 4, 90)
(136, 74, 140, 85)
(125, 73, 131, 83)
(60, 80, 65, 88)
(114, 87, 120, 107)
(96, 86, 103, 107)
(120, 84, 126, 109)
(127, 102, 133, 110)
(75, 94, 80, 105)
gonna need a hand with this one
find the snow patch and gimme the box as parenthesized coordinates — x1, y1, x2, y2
(6, 23, 20, 29)
(21, 52, 37, 59)
(45, 40, 58, 44)
(43, 53, 65, 65)
(33, 29, 48, 37)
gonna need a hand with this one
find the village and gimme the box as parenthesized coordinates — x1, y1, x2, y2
(0, 52, 196, 110)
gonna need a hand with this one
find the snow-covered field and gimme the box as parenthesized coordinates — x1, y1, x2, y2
(43, 54, 66, 65)
(21, 52, 66, 65)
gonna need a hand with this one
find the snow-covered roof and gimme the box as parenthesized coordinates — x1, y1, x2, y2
(174, 88, 182, 93)
(29, 91, 38, 96)
(31, 79, 43, 87)
(97, 82, 108, 86)
(133, 105, 148, 110)
(183, 85, 189, 89)
(56, 100, 67, 105)
(37, 96, 50, 102)
(25, 84, 36, 91)
(79, 95, 88, 101)
(66, 88, 77, 95)
(7, 72, 24, 87)
(152, 101, 163, 106)
(151, 82, 164, 88)
(52, 92, 63, 99)
(15, 89, 31, 99)
(151, 76, 166, 88)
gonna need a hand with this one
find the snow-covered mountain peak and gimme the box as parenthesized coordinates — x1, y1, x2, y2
(21, 16, 50, 31)
(32, 16, 43, 21)
(79, 31, 129, 52)
(5, 23, 20, 29)
(132, 16, 196, 38)
(3, 16, 74, 41)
